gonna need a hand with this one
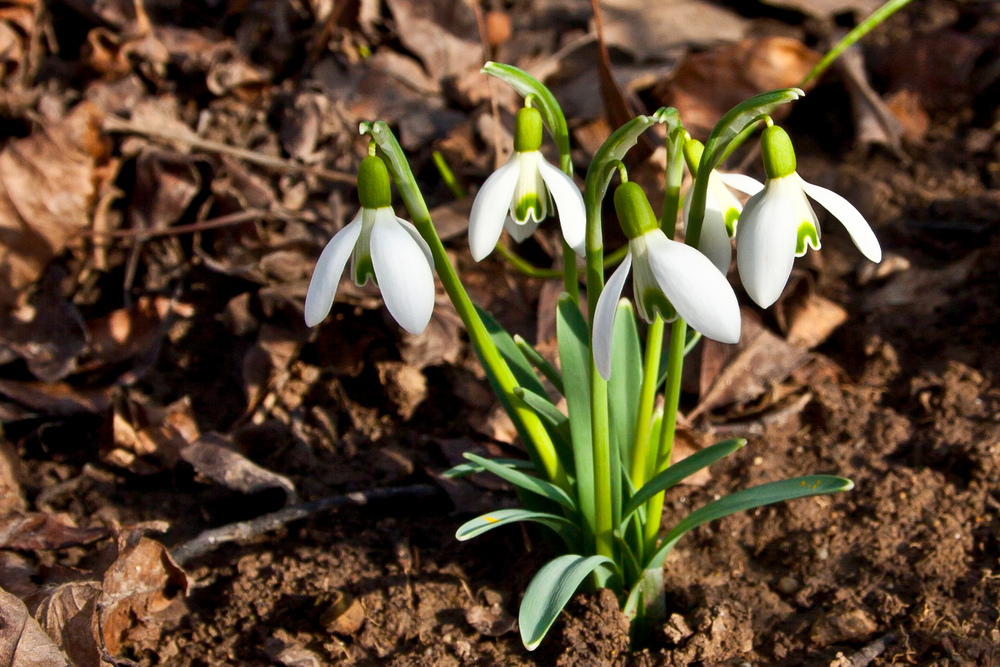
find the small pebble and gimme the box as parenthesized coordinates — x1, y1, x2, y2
(817, 547, 829, 560)
(753, 456, 764, 466)
(777, 576, 799, 594)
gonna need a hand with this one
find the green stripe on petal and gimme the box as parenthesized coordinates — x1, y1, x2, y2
(795, 221, 820, 256)
(724, 207, 740, 237)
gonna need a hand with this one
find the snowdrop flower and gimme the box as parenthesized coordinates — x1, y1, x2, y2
(305, 155, 435, 335)
(681, 139, 763, 275)
(468, 106, 585, 261)
(593, 182, 741, 380)
(736, 126, 882, 308)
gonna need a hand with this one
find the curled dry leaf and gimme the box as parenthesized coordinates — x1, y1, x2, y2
(33, 582, 102, 667)
(128, 149, 203, 231)
(180, 433, 298, 503)
(0, 440, 25, 517)
(98, 536, 189, 656)
(0, 586, 71, 667)
(84, 296, 194, 370)
(0, 379, 112, 417)
(0, 0, 38, 85)
(0, 102, 109, 306)
(104, 396, 197, 475)
(465, 603, 516, 637)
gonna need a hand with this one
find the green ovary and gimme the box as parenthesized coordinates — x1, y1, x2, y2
(795, 221, 820, 255)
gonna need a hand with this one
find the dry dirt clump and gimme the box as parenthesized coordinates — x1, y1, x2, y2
(0, 0, 999, 665)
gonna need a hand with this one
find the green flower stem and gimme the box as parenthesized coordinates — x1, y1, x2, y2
(362, 121, 569, 491)
(660, 127, 687, 238)
(801, 0, 915, 87)
(432, 150, 466, 199)
(629, 315, 664, 491)
(495, 242, 563, 279)
(560, 154, 580, 303)
(642, 317, 687, 556)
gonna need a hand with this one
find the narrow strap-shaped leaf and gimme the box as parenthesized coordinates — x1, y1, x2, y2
(513, 387, 574, 463)
(443, 457, 536, 478)
(475, 306, 549, 399)
(557, 294, 595, 543)
(519, 554, 617, 650)
(622, 439, 746, 525)
(647, 475, 854, 569)
(608, 299, 643, 494)
(463, 453, 577, 512)
(514, 335, 564, 395)
(456, 509, 582, 549)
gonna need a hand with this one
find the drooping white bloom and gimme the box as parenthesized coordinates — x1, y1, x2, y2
(468, 107, 585, 261)
(682, 170, 763, 274)
(735, 126, 881, 308)
(593, 183, 741, 381)
(305, 157, 435, 335)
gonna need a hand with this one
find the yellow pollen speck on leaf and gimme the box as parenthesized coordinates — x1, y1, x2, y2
(483, 516, 499, 524)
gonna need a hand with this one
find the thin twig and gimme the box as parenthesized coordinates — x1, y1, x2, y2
(170, 484, 441, 566)
(102, 116, 357, 185)
(84, 209, 285, 241)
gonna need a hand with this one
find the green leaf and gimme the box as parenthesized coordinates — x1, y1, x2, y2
(463, 453, 577, 512)
(647, 475, 854, 569)
(456, 509, 582, 549)
(608, 299, 642, 480)
(519, 554, 616, 650)
(443, 457, 536, 479)
(621, 439, 746, 526)
(513, 387, 574, 463)
(475, 306, 549, 399)
(514, 335, 564, 395)
(557, 293, 595, 542)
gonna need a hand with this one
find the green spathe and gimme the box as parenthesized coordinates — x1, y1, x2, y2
(357, 156, 392, 209)
(761, 126, 797, 179)
(514, 107, 544, 152)
(614, 182, 658, 240)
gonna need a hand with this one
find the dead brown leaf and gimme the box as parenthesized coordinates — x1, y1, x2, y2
(32, 582, 102, 667)
(0, 440, 24, 516)
(103, 396, 198, 475)
(128, 149, 203, 231)
(0, 586, 70, 667)
(84, 296, 193, 370)
(465, 603, 516, 637)
(180, 433, 297, 503)
(691, 308, 810, 417)
(0, 379, 112, 416)
(376, 361, 427, 421)
(772, 276, 849, 350)
(98, 536, 189, 656)
(0, 512, 107, 551)
(863, 251, 979, 314)
(0, 102, 109, 305)
(600, 0, 747, 61)
(656, 37, 820, 138)
(0, 0, 37, 85)
(384, 0, 482, 82)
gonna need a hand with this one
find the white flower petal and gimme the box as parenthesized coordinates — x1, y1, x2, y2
(592, 252, 633, 381)
(799, 177, 882, 263)
(735, 178, 802, 308)
(396, 216, 434, 268)
(644, 231, 741, 344)
(717, 171, 764, 196)
(685, 185, 732, 275)
(469, 157, 520, 261)
(504, 215, 541, 243)
(537, 158, 586, 256)
(371, 209, 436, 335)
(304, 211, 363, 327)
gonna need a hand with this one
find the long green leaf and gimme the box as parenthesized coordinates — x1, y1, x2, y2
(608, 300, 642, 492)
(443, 457, 536, 479)
(514, 335, 564, 395)
(621, 439, 746, 525)
(513, 387, 573, 462)
(519, 554, 616, 650)
(647, 475, 854, 569)
(456, 509, 582, 549)
(475, 306, 548, 399)
(557, 294, 594, 543)
(463, 453, 576, 512)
